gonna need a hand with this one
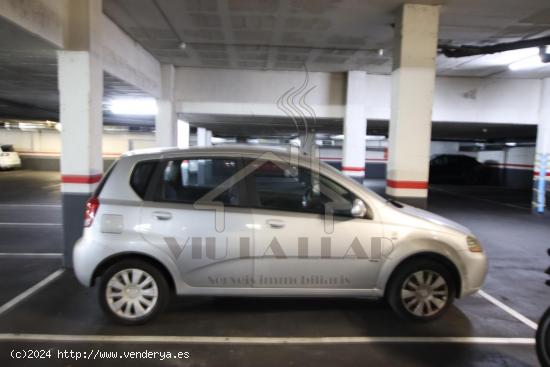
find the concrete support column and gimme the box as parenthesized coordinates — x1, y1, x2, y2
(196, 127, 207, 147)
(533, 78, 550, 213)
(177, 120, 190, 149)
(194, 128, 212, 146)
(386, 4, 440, 207)
(155, 64, 177, 147)
(342, 71, 367, 180)
(58, 0, 103, 267)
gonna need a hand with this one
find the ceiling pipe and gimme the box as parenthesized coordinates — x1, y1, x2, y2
(440, 35, 550, 61)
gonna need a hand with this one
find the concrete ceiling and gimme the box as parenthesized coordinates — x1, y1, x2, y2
(181, 113, 537, 142)
(1, 0, 549, 135)
(104, 0, 550, 76)
(0, 17, 151, 123)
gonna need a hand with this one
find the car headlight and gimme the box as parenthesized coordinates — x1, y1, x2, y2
(466, 236, 483, 252)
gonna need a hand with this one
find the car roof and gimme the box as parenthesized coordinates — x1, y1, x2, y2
(122, 144, 293, 158)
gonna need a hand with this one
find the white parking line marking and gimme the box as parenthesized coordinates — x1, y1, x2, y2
(0, 334, 535, 345)
(0, 253, 62, 258)
(478, 290, 538, 330)
(0, 269, 64, 316)
(0, 223, 62, 227)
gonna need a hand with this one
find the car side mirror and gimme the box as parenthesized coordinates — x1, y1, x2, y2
(350, 198, 368, 218)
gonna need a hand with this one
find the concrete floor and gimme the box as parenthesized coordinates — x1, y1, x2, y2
(0, 170, 548, 366)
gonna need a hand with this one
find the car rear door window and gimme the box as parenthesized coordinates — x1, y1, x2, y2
(158, 158, 240, 206)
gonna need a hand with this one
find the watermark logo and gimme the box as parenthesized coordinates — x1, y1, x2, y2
(163, 235, 395, 261)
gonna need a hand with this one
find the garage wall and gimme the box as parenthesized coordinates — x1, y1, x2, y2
(369, 76, 540, 124)
(0, 129, 155, 154)
(430, 142, 460, 156)
(176, 67, 542, 125)
(476, 146, 535, 189)
(176, 68, 346, 118)
(319, 146, 387, 178)
(0, 126, 535, 188)
(0, 129, 155, 171)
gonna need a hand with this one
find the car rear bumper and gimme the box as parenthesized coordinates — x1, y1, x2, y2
(73, 236, 104, 287)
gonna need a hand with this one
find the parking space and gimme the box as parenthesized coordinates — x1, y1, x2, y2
(0, 170, 545, 366)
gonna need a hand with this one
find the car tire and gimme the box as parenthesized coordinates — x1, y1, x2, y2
(386, 259, 455, 322)
(98, 260, 169, 325)
(537, 307, 550, 367)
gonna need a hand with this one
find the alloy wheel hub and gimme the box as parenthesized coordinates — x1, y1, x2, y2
(106, 268, 159, 319)
(400, 270, 449, 317)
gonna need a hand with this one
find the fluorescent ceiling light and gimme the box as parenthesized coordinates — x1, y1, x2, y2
(211, 137, 227, 144)
(109, 98, 158, 116)
(500, 47, 539, 62)
(505, 142, 517, 147)
(505, 47, 544, 71)
(330, 134, 386, 141)
(508, 55, 544, 71)
(365, 135, 386, 141)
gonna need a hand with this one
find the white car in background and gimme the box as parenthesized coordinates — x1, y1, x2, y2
(0, 145, 22, 169)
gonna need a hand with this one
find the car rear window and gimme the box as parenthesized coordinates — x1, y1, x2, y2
(130, 160, 158, 199)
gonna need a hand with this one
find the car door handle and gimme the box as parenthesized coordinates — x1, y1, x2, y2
(266, 219, 285, 228)
(152, 211, 172, 221)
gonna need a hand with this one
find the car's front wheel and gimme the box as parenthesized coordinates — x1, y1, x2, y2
(537, 307, 550, 367)
(387, 259, 455, 321)
(99, 260, 169, 325)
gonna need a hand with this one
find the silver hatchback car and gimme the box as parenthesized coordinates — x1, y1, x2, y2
(73, 146, 487, 324)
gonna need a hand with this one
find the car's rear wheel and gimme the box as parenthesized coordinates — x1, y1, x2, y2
(387, 259, 455, 321)
(99, 260, 169, 325)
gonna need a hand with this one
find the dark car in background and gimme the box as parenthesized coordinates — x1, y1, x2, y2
(429, 154, 488, 185)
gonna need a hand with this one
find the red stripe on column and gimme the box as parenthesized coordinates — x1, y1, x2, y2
(534, 172, 550, 177)
(342, 166, 365, 172)
(61, 174, 103, 184)
(387, 180, 428, 189)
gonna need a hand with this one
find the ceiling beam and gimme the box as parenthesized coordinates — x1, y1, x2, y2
(0, 0, 65, 49)
(100, 15, 162, 98)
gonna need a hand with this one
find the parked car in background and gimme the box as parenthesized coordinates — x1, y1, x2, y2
(73, 146, 487, 325)
(429, 154, 488, 184)
(0, 144, 21, 170)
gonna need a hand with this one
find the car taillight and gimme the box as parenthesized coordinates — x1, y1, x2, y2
(84, 197, 99, 227)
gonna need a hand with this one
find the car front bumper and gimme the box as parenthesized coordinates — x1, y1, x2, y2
(458, 250, 488, 297)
